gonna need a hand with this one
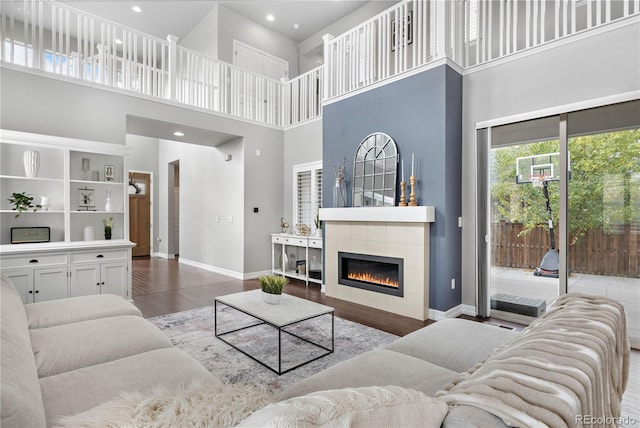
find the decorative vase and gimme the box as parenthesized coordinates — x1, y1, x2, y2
(262, 291, 281, 305)
(316, 229, 322, 237)
(104, 229, 112, 240)
(280, 252, 289, 271)
(40, 196, 50, 212)
(333, 177, 347, 208)
(83, 226, 95, 241)
(23, 150, 40, 178)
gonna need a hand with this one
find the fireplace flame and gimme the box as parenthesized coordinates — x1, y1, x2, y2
(347, 272, 399, 288)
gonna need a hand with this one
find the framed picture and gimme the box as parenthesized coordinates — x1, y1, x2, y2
(391, 10, 413, 52)
(77, 187, 95, 210)
(105, 165, 115, 181)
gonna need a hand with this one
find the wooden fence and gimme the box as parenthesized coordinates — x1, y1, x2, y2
(491, 222, 639, 278)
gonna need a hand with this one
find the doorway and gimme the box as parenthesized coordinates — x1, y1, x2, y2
(477, 100, 640, 347)
(129, 171, 152, 257)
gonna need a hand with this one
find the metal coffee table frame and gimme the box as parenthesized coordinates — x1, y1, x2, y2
(214, 294, 334, 375)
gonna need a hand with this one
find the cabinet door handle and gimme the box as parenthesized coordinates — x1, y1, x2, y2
(29, 259, 39, 263)
(96, 255, 104, 258)
(96, 283, 100, 286)
(35, 290, 39, 294)
(101, 282, 105, 285)
(28, 290, 33, 294)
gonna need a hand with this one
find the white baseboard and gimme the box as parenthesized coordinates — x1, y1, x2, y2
(243, 270, 272, 280)
(429, 304, 464, 321)
(153, 252, 175, 259)
(461, 304, 477, 317)
(178, 258, 244, 280)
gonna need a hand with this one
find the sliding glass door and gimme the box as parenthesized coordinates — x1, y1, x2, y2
(478, 100, 639, 345)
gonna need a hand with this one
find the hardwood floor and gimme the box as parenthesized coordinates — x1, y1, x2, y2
(132, 256, 433, 337)
(133, 257, 638, 422)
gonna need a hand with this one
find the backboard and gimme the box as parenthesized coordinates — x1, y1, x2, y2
(515, 152, 568, 185)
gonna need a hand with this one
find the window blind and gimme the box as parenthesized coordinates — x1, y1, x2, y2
(293, 161, 323, 229)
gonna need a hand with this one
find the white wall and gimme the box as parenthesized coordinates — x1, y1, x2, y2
(460, 21, 640, 308)
(126, 134, 160, 253)
(179, 4, 219, 59)
(283, 119, 323, 222)
(0, 68, 285, 277)
(217, 5, 299, 77)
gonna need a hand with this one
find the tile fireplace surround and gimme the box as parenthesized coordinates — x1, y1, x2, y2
(320, 207, 435, 320)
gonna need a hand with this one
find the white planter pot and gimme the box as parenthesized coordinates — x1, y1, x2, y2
(262, 291, 281, 305)
(23, 150, 40, 178)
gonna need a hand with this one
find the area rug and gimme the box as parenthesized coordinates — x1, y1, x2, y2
(150, 304, 398, 394)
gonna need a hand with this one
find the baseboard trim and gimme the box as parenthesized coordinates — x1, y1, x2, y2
(153, 252, 175, 259)
(461, 304, 477, 317)
(429, 304, 463, 321)
(176, 258, 271, 281)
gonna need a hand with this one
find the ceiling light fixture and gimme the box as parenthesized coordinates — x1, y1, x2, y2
(173, 131, 185, 137)
(266, 14, 275, 22)
(131, 6, 142, 13)
(115, 39, 123, 45)
(293, 23, 300, 30)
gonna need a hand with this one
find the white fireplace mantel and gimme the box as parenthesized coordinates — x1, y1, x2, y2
(319, 206, 435, 223)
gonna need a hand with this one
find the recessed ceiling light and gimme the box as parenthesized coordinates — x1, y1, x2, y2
(173, 131, 184, 137)
(115, 39, 123, 45)
(293, 23, 300, 30)
(266, 14, 275, 22)
(17, 7, 30, 15)
(131, 6, 142, 13)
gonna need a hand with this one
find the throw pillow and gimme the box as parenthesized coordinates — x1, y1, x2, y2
(236, 385, 449, 427)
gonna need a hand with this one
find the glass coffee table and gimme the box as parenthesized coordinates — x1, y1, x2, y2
(214, 289, 334, 375)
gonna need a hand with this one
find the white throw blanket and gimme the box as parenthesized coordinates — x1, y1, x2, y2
(437, 293, 630, 428)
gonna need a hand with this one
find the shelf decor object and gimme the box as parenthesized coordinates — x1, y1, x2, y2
(104, 190, 114, 212)
(103, 217, 113, 240)
(23, 149, 40, 178)
(333, 156, 348, 208)
(105, 165, 115, 181)
(81, 157, 90, 180)
(77, 187, 95, 211)
(8, 192, 41, 218)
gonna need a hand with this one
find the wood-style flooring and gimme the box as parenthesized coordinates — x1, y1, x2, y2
(132, 256, 433, 337)
(132, 257, 638, 422)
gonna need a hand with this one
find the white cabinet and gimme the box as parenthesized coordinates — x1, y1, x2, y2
(0, 130, 134, 303)
(3, 265, 68, 304)
(70, 262, 127, 297)
(271, 233, 322, 286)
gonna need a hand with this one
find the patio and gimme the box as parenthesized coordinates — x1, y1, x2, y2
(491, 267, 639, 348)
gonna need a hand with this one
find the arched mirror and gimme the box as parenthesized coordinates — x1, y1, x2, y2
(352, 132, 398, 207)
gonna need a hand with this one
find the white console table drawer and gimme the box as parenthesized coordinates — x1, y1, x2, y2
(70, 250, 128, 263)
(284, 237, 307, 246)
(308, 238, 322, 248)
(272, 235, 284, 244)
(2, 254, 68, 269)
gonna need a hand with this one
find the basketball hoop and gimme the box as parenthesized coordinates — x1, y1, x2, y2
(530, 174, 548, 188)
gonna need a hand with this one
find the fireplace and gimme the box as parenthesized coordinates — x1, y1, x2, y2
(338, 252, 404, 297)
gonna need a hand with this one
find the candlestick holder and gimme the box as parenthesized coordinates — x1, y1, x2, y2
(399, 181, 408, 206)
(409, 176, 418, 206)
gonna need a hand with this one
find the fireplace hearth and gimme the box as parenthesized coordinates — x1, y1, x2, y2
(338, 252, 404, 297)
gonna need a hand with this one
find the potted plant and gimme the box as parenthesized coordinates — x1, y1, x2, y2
(8, 192, 41, 218)
(259, 274, 288, 304)
(102, 217, 113, 240)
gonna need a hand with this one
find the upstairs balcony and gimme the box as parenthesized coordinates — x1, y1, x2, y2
(1, 0, 638, 129)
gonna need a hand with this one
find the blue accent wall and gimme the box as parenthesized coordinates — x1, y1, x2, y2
(322, 65, 462, 311)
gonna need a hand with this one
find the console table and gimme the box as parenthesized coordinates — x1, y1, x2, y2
(270, 233, 322, 286)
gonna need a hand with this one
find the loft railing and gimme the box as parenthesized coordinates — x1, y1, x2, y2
(1, 0, 637, 127)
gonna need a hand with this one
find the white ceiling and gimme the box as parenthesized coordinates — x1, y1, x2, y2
(61, 1, 379, 43)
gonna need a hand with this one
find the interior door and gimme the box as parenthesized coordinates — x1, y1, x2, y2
(129, 172, 151, 257)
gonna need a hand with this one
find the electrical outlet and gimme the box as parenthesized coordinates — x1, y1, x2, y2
(227, 216, 233, 223)
(451, 279, 456, 290)
(214, 216, 220, 223)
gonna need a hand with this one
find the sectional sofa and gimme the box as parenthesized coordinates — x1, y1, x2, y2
(0, 275, 219, 427)
(1, 272, 630, 427)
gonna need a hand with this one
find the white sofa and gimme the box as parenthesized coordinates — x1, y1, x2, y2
(2, 271, 630, 427)
(0, 275, 219, 427)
